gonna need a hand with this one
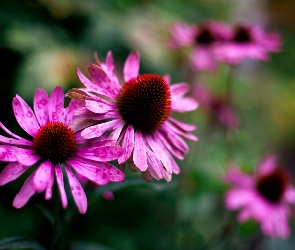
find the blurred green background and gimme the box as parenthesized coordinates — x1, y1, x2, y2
(1, 0, 295, 249)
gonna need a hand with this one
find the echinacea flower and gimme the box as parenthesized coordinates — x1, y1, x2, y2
(168, 21, 231, 72)
(214, 23, 281, 65)
(194, 83, 239, 130)
(224, 155, 295, 239)
(0, 86, 124, 213)
(68, 51, 198, 182)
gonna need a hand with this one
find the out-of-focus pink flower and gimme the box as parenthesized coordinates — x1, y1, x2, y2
(214, 23, 282, 65)
(0, 87, 124, 213)
(224, 155, 295, 239)
(68, 51, 198, 182)
(194, 83, 239, 130)
(168, 21, 231, 72)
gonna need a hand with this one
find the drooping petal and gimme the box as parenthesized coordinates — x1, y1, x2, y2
(0, 135, 33, 146)
(0, 145, 17, 162)
(65, 166, 87, 214)
(0, 162, 30, 185)
(146, 149, 164, 180)
(12, 96, 40, 137)
(13, 173, 36, 208)
(167, 117, 196, 132)
(0, 122, 34, 144)
(81, 119, 121, 139)
(85, 100, 115, 114)
(133, 130, 148, 171)
(45, 165, 54, 200)
(48, 86, 65, 122)
(55, 165, 68, 209)
(33, 88, 49, 126)
(77, 145, 124, 162)
(123, 51, 140, 82)
(33, 160, 53, 192)
(118, 125, 135, 164)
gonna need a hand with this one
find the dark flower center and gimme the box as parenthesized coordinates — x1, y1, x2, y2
(33, 122, 77, 164)
(195, 27, 216, 45)
(233, 26, 252, 43)
(116, 74, 171, 134)
(255, 168, 290, 204)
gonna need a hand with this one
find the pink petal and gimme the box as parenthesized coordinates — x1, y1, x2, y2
(0, 122, 33, 145)
(16, 152, 40, 167)
(107, 121, 125, 141)
(33, 88, 49, 126)
(76, 68, 115, 99)
(172, 97, 199, 112)
(88, 64, 118, 98)
(224, 167, 253, 188)
(164, 120, 198, 141)
(123, 51, 140, 82)
(257, 154, 277, 176)
(48, 86, 65, 122)
(0, 162, 30, 185)
(225, 188, 254, 210)
(81, 119, 121, 139)
(133, 130, 148, 171)
(85, 100, 114, 114)
(13, 96, 40, 137)
(163, 169, 172, 182)
(13, 173, 36, 208)
(168, 117, 196, 132)
(163, 74, 171, 85)
(0, 135, 32, 146)
(0, 145, 17, 162)
(33, 160, 53, 192)
(64, 99, 84, 126)
(65, 166, 87, 214)
(146, 149, 164, 180)
(118, 125, 135, 164)
(77, 145, 124, 162)
(191, 47, 217, 72)
(55, 165, 68, 209)
(170, 83, 190, 97)
(284, 187, 295, 203)
(45, 165, 54, 200)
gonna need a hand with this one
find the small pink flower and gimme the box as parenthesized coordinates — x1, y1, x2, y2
(68, 51, 198, 182)
(194, 83, 239, 130)
(214, 23, 282, 65)
(0, 86, 124, 213)
(168, 21, 231, 72)
(224, 155, 295, 239)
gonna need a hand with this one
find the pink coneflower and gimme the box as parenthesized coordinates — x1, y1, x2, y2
(0, 86, 124, 213)
(224, 155, 295, 239)
(168, 21, 231, 72)
(194, 83, 239, 130)
(68, 51, 198, 182)
(214, 23, 281, 65)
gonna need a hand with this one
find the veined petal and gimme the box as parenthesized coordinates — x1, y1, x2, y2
(13, 96, 40, 137)
(81, 119, 121, 139)
(48, 86, 65, 122)
(146, 149, 164, 180)
(33, 160, 53, 192)
(133, 130, 148, 171)
(0, 162, 30, 185)
(13, 173, 36, 208)
(64, 99, 84, 126)
(168, 117, 196, 132)
(88, 64, 118, 98)
(33, 88, 49, 126)
(0, 122, 34, 144)
(164, 120, 198, 141)
(65, 166, 87, 214)
(77, 145, 124, 162)
(123, 51, 140, 82)
(45, 165, 54, 200)
(118, 125, 135, 164)
(55, 165, 68, 209)
(85, 100, 115, 114)
(16, 152, 40, 167)
(0, 145, 17, 162)
(0, 135, 33, 146)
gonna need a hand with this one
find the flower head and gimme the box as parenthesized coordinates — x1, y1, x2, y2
(214, 23, 282, 65)
(68, 51, 198, 182)
(168, 21, 231, 72)
(224, 155, 295, 239)
(0, 86, 124, 213)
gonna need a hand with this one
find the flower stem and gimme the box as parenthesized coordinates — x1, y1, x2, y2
(50, 186, 60, 250)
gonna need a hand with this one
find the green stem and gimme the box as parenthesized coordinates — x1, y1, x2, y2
(50, 186, 60, 250)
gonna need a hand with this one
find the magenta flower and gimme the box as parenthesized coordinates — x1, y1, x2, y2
(214, 23, 281, 65)
(68, 51, 198, 182)
(224, 155, 295, 239)
(194, 83, 239, 130)
(0, 86, 124, 213)
(168, 21, 231, 72)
